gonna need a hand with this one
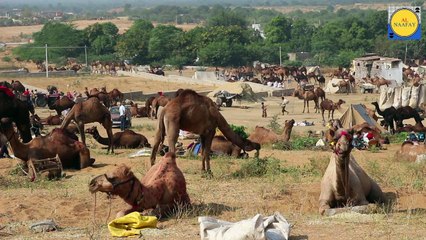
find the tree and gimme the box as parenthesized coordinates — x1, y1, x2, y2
(115, 20, 154, 63)
(84, 22, 119, 55)
(148, 25, 183, 62)
(264, 16, 292, 44)
(289, 19, 313, 52)
(206, 8, 248, 28)
(198, 41, 247, 67)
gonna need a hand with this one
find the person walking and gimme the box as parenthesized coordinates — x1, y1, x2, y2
(119, 102, 126, 131)
(280, 96, 289, 115)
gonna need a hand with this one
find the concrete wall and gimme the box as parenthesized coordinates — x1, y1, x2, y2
(0, 70, 90, 78)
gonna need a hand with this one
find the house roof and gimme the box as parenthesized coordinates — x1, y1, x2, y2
(354, 56, 401, 63)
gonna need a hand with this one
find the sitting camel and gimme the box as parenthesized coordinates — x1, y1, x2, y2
(332, 80, 350, 94)
(319, 129, 385, 215)
(292, 87, 319, 113)
(89, 152, 190, 218)
(320, 99, 345, 122)
(396, 122, 426, 133)
(0, 118, 94, 169)
(150, 89, 260, 173)
(248, 119, 295, 145)
(61, 97, 114, 153)
(210, 135, 246, 158)
(33, 114, 62, 125)
(86, 126, 150, 149)
(396, 141, 426, 162)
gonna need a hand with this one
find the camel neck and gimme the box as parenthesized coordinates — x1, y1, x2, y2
(280, 126, 293, 142)
(92, 130, 110, 146)
(372, 103, 384, 116)
(334, 153, 350, 200)
(7, 129, 29, 160)
(119, 179, 144, 208)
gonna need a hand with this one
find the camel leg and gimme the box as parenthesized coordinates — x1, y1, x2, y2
(322, 109, 326, 122)
(331, 110, 335, 120)
(200, 131, 215, 173)
(77, 121, 86, 145)
(166, 123, 179, 156)
(303, 100, 306, 113)
(150, 132, 162, 166)
(306, 100, 310, 113)
(103, 121, 114, 154)
(328, 110, 331, 120)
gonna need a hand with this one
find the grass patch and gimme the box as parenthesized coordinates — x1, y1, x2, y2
(272, 136, 319, 151)
(385, 132, 408, 144)
(0, 174, 64, 190)
(2, 56, 11, 62)
(232, 157, 281, 178)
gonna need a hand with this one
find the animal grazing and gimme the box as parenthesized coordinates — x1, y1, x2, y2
(86, 126, 150, 149)
(61, 97, 114, 153)
(89, 152, 190, 218)
(319, 129, 385, 215)
(150, 89, 260, 173)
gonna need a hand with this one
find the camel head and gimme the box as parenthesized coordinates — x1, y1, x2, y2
(331, 129, 353, 158)
(285, 119, 295, 128)
(89, 164, 136, 196)
(242, 139, 261, 157)
(85, 126, 98, 135)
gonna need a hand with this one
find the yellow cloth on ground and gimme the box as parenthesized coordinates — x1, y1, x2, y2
(108, 212, 158, 237)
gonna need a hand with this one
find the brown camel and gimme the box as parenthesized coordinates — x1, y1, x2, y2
(320, 99, 345, 122)
(332, 80, 350, 94)
(314, 87, 326, 101)
(396, 122, 426, 133)
(89, 152, 190, 218)
(319, 129, 385, 215)
(145, 96, 155, 117)
(396, 141, 426, 162)
(106, 87, 124, 106)
(150, 89, 260, 172)
(84, 87, 111, 108)
(47, 96, 75, 116)
(151, 95, 170, 119)
(0, 118, 94, 169)
(371, 77, 392, 88)
(86, 126, 150, 149)
(33, 114, 62, 125)
(0, 88, 32, 143)
(292, 88, 319, 113)
(248, 119, 295, 145)
(210, 135, 246, 158)
(130, 103, 149, 118)
(60, 97, 114, 153)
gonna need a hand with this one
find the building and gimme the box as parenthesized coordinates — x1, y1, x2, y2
(352, 56, 403, 84)
(287, 52, 311, 62)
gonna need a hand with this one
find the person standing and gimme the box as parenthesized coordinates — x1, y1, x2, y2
(119, 102, 126, 131)
(261, 102, 267, 118)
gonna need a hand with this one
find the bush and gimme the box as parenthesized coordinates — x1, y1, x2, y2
(272, 136, 318, 150)
(232, 157, 281, 178)
(267, 115, 282, 134)
(229, 124, 248, 139)
(385, 132, 408, 144)
(2, 56, 11, 62)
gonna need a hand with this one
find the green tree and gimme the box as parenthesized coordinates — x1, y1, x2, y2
(148, 25, 184, 62)
(206, 8, 248, 28)
(289, 19, 313, 52)
(264, 16, 292, 44)
(198, 41, 246, 67)
(115, 19, 154, 63)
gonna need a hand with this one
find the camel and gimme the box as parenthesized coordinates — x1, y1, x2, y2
(396, 122, 426, 133)
(84, 87, 111, 108)
(86, 126, 150, 149)
(89, 152, 190, 218)
(393, 106, 423, 128)
(314, 87, 326, 102)
(10, 80, 25, 93)
(151, 95, 170, 119)
(332, 80, 350, 94)
(61, 97, 114, 153)
(48, 96, 75, 116)
(319, 129, 385, 215)
(101, 87, 124, 106)
(0, 87, 32, 143)
(150, 89, 260, 173)
(396, 141, 426, 162)
(371, 77, 392, 88)
(371, 102, 397, 133)
(145, 96, 155, 118)
(320, 99, 345, 122)
(210, 135, 246, 158)
(130, 103, 149, 118)
(0, 118, 94, 169)
(32, 114, 62, 126)
(317, 75, 326, 87)
(292, 87, 319, 113)
(248, 119, 295, 145)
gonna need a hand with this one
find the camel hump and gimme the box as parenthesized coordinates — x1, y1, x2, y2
(401, 141, 414, 147)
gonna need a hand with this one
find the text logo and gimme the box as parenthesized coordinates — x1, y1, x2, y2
(388, 6, 421, 40)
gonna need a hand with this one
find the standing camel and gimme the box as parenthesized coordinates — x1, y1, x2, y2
(61, 97, 114, 153)
(150, 89, 260, 173)
(371, 102, 396, 133)
(320, 99, 345, 122)
(292, 88, 319, 113)
(151, 95, 170, 119)
(48, 96, 75, 116)
(319, 129, 385, 215)
(314, 87, 326, 102)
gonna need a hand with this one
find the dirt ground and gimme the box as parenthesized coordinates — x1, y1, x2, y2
(0, 72, 425, 240)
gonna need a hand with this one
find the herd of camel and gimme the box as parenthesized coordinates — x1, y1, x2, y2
(0, 78, 425, 220)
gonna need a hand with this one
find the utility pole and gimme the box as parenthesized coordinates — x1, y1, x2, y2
(279, 46, 282, 66)
(404, 42, 408, 64)
(84, 45, 88, 67)
(45, 44, 48, 78)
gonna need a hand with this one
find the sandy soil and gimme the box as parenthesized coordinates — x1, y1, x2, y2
(0, 74, 425, 239)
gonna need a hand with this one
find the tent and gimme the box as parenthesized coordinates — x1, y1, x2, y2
(324, 78, 342, 93)
(339, 104, 385, 132)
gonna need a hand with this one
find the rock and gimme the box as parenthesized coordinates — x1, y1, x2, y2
(29, 220, 58, 233)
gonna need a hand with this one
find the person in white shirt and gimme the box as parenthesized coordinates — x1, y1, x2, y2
(118, 102, 126, 131)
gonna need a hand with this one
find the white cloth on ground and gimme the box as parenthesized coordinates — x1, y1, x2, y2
(199, 212, 291, 240)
